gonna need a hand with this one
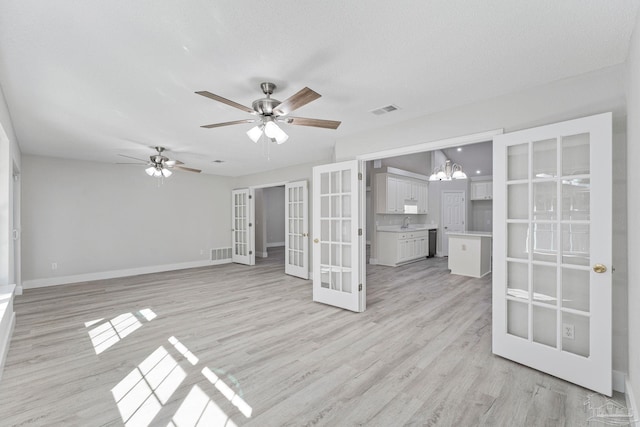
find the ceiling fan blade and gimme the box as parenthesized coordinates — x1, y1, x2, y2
(173, 165, 202, 173)
(118, 154, 149, 162)
(195, 91, 255, 114)
(273, 87, 321, 116)
(201, 119, 258, 129)
(164, 160, 184, 167)
(281, 116, 341, 130)
(116, 162, 148, 165)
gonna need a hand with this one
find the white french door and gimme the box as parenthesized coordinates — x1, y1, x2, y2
(285, 180, 309, 279)
(231, 188, 255, 266)
(493, 112, 612, 395)
(441, 190, 466, 256)
(312, 160, 365, 312)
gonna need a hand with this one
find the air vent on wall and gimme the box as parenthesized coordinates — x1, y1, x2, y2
(210, 247, 232, 264)
(370, 104, 400, 115)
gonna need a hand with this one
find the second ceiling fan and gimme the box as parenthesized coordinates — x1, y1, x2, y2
(196, 82, 341, 144)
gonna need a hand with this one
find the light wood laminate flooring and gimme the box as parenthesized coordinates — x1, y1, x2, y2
(0, 249, 626, 426)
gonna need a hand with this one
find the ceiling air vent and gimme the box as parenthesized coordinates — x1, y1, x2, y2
(370, 104, 400, 116)
(212, 160, 225, 163)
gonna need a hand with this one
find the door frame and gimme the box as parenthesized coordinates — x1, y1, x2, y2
(441, 190, 466, 256)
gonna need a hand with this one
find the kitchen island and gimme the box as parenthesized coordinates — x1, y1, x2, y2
(447, 231, 492, 278)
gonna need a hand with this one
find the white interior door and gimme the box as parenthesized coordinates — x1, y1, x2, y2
(231, 188, 255, 265)
(493, 112, 612, 395)
(312, 160, 365, 312)
(285, 180, 309, 279)
(441, 190, 465, 255)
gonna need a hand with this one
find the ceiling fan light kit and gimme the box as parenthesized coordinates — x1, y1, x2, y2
(118, 146, 201, 179)
(197, 82, 341, 146)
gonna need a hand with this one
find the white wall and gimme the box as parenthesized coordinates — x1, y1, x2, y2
(264, 186, 285, 246)
(21, 155, 233, 286)
(336, 65, 626, 161)
(626, 9, 640, 413)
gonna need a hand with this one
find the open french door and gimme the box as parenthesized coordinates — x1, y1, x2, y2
(493, 112, 612, 395)
(312, 160, 366, 312)
(231, 188, 255, 265)
(285, 180, 309, 279)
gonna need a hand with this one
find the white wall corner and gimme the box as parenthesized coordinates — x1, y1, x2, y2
(626, 376, 640, 427)
(369, 258, 378, 265)
(256, 251, 268, 258)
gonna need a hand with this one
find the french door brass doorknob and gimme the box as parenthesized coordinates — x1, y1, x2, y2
(314, 238, 319, 243)
(593, 264, 607, 273)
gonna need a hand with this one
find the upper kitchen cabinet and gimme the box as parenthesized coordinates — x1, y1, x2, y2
(470, 180, 493, 200)
(376, 173, 428, 214)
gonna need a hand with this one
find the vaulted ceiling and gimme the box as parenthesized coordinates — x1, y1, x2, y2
(0, 1, 637, 176)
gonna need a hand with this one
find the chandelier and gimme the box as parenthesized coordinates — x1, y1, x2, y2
(429, 159, 467, 181)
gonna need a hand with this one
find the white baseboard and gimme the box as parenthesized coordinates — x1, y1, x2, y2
(22, 259, 229, 289)
(267, 242, 285, 248)
(626, 376, 639, 426)
(256, 251, 268, 258)
(369, 258, 378, 265)
(15, 286, 23, 296)
(613, 370, 625, 393)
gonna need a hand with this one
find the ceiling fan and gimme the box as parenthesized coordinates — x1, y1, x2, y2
(196, 82, 341, 144)
(118, 146, 201, 178)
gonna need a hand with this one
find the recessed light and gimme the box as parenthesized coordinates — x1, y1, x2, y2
(476, 170, 481, 174)
(212, 160, 225, 163)
(457, 147, 462, 152)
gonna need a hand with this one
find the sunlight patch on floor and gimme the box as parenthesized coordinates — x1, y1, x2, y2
(85, 309, 157, 354)
(169, 385, 237, 427)
(111, 346, 186, 426)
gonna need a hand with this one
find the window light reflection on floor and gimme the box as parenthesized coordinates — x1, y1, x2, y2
(85, 308, 157, 354)
(169, 385, 238, 427)
(111, 346, 186, 427)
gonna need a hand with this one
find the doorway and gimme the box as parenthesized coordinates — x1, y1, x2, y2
(441, 190, 466, 256)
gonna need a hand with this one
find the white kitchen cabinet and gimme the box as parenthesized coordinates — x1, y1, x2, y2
(377, 230, 429, 266)
(470, 180, 493, 200)
(376, 173, 428, 214)
(447, 231, 492, 277)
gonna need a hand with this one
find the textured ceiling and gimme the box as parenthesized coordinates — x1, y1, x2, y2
(0, 1, 637, 176)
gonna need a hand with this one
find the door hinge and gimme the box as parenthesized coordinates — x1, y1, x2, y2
(358, 172, 363, 180)
(249, 251, 253, 255)
(249, 223, 253, 227)
(358, 228, 363, 236)
(249, 195, 252, 199)
(358, 283, 362, 291)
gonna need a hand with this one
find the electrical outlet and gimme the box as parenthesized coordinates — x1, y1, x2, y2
(51, 262, 58, 271)
(562, 323, 575, 340)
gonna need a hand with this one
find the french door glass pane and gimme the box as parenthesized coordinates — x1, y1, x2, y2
(532, 223, 557, 262)
(507, 300, 528, 339)
(561, 268, 590, 312)
(508, 144, 528, 180)
(508, 184, 528, 219)
(562, 223, 589, 266)
(562, 178, 590, 220)
(533, 181, 557, 220)
(507, 262, 528, 300)
(533, 305, 557, 348)
(532, 264, 557, 305)
(562, 133, 590, 176)
(508, 224, 529, 259)
(533, 139, 557, 178)
(562, 312, 590, 357)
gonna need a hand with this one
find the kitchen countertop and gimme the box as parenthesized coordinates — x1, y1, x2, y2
(377, 224, 438, 232)
(446, 231, 493, 237)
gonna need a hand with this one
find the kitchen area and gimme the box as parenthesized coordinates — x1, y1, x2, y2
(366, 141, 493, 277)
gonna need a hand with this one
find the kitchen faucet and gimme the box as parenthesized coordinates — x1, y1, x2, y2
(402, 216, 410, 229)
